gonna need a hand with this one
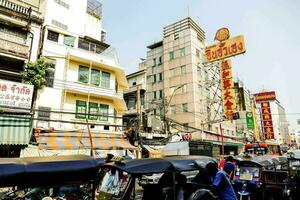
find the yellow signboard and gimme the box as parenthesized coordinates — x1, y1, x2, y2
(205, 35, 246, 63)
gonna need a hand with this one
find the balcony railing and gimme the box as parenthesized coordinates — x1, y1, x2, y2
(0, 38, 29, 58)
(0, 0, 30, 15)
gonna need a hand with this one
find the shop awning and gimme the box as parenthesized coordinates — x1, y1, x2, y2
(210, 141, 244, 147)
(35, 132, 137, 150)
(0, 115, 33, 145)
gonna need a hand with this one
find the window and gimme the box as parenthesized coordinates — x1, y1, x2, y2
(153, 58, 156, 66)
(159, 90, 163, 99)
(101, 71, 110, 88)
(91, 69, 100, 85)
(153, 74, 157, 83)
(169, 51, 174, 60)
(196, 49, 200, 58)
(47, 30, 59, 42)
(169, 87, 175, 95)
(45, 59, 56, 88)
(182, 84, 187, 93)
(170, 68, 175, 76)
(197, 67, 202, 76)
(183, 123, 189, 131)
(54, 0, 69, 9)
(180, 48, 185, 56)
(76, 100, 87, 119)
(153, 91, 156, 99)
(171, 105, 176, 114)
(88, 102, 98, 120)
(159, 73, 163, 81)
(78, 66, 89, 83)
(181, 65, 187, 75)
(182, 103, 188, 112)
(63, 35, 75, 47)
(87, 0, 102, 19)
(38, 106, 51, 119)
(100, 104, 109, 121)
(158, 56, 163, 64)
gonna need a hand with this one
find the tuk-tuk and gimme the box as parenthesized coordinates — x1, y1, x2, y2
(0, 155, 100, 200)
(233, 155, 288, 200)
(96, 156, 217, 200)
(286, 150, 300, 200)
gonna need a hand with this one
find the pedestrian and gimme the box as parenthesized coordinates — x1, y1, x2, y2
(206, 161, 237, 200)
(223, 156, 235, 181)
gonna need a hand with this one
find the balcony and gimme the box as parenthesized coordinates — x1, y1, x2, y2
(0, 37, 29, 58)
(0, 0, 30, 16)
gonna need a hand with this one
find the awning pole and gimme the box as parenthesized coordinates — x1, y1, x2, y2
(220, 123, 225, 169)
(86, 118, 94, 157)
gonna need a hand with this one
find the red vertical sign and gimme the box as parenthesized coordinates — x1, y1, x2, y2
(260, 101, 274, 139)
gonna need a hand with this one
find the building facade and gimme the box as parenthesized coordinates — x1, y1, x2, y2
(145, 18, 239, 141)
(36, 0, 128, 132)
(0, 0, 43, 157)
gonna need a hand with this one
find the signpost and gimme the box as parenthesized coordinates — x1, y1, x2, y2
(0, 80, 34, 110)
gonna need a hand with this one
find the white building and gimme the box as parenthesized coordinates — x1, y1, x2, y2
(36, 0, 128, 132)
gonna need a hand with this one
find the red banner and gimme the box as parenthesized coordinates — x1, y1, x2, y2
(255, 91, 276, 102)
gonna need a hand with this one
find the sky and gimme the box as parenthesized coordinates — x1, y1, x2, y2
(101, 0, 300, 130)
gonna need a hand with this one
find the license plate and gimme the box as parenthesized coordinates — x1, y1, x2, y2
(240, 173, 253, 181)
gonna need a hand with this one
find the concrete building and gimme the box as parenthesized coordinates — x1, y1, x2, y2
(145, 18, 239, 141)
(123, 60, 148, 131)
(234, 80, 255, 142)
(36, 0, 128, 132)
(0, 0, 42, 157)
(0, 0, 42, 81)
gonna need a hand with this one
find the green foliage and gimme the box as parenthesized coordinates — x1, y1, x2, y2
(21, 58, 53, 90)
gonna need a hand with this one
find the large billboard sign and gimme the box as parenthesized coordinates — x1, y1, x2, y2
(204, 35, 246, 63)
(0, 80, 34, 109)
(254, 91, 276, 102)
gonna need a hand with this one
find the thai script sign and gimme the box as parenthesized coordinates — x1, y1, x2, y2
(220, 60, 236, 119)
(0, 80, 34, 109)
(205, 35, 246, 63)
(260, 101, 274, 139)
(254, 91, 276, 102)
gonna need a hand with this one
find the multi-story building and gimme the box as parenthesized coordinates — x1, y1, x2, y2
(234, 80, 255, 142)
(123, 60, 148, 131)
(0, 0, 42, 81)
(0, 0, 42, 157)
(36, 0, 128, 132)
(146, 18, 239, 141)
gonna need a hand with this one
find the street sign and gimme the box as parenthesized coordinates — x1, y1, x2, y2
(204, 35, 246, 63)
(0, 79, 34, 110)
(246, 112, 254, 130)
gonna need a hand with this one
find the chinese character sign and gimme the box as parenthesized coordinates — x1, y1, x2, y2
(204, 35, 246, 63)
(220, 60, 236, 119)
(260, 101, 274, 139)
(0, 80, 34, 109)
(254, 91, 276, 102)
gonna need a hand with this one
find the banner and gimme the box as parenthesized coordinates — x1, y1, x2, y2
(0, 80, 33, 109)
(260, 101, 274, 139)
(204, 35, 246, 63)
(246, 112, 254, 130)
(220, 60, 236, 119)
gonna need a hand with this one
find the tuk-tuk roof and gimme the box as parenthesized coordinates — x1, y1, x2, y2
(105, 158, 175, 175)
(0, 155, 99, 187)
(236, 155, 288, 167)
(104, 156, 216, 175)
(165, 156, 216, 172)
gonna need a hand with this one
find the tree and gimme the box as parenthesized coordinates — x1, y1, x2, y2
(21, 58, 54, 113)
